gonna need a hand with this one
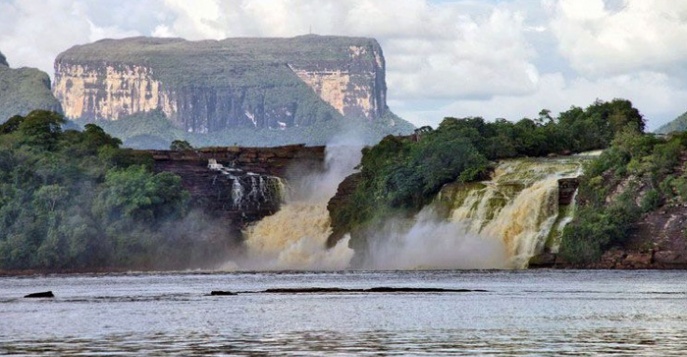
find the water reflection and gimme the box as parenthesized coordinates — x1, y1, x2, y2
(1, 270, 686, 355)
(4, 328, 687, 356)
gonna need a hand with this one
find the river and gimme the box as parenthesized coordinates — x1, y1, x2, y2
(1, 270, 686, 355)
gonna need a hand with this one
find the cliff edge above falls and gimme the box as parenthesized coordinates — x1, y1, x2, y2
(0, 51, 62, 122)
(53, 35, 413, 146)
(151, 144, 325, 229)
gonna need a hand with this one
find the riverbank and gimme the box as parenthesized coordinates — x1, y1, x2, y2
(530, 248, 687, 269)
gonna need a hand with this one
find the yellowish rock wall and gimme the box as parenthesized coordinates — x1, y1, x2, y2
(53, 43, 386, 127)
(289, 45, 382, 120)
(53, 63, 176, 120)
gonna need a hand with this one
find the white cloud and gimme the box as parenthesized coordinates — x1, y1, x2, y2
(551, 0, 687, 76)
(0, 0, 90, 72)
(396, 71, 687, 131)
(153, 0, 539, 99)
(161, 0, 226, 39)
(0, 0, 144, 74)
(0, 0, 686, 130)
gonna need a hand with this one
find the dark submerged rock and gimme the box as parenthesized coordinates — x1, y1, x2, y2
(263, 287, 487, 294)
(24, 291, 54, 298)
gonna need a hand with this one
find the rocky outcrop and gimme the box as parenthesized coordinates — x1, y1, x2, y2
(326, 172, 363, 247)
(152, 145, 325, 226)
(531, 176, 687, 269)
(558, 178, 579, 205)
(54, 36, 393, 134)
(0, 52, 62, 122)
(532, 248, 687, 269)
(24, 291, 54, 298)
(583, 204, 687, 269)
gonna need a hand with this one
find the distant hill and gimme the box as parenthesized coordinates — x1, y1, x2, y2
(54, 35, 414, 148)
(0, 51, 62, 122)
(655, 111, 687, 134)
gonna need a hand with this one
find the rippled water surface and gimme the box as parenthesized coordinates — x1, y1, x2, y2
(1, 270, 686, 355)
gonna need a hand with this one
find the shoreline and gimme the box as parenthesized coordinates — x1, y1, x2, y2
(2, 265, 687, 277)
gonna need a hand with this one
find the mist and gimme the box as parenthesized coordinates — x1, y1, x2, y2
(360, 208, 509, 270)
(221, 129, 510, 271)
(223, 134, 364, 271)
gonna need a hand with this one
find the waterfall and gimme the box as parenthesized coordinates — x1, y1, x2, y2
(239, 202, 354, 270)
(360, 156, 587, 270)
(222, 145, 362, 271)
(441, 157, 586, 268)
(208, 159, 285, 210)
(218, 151, 588, 271)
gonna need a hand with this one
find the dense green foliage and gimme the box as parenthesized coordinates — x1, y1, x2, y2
(170, 140, 193, 151)
(0, 110, 231, 271)
(80, 110, 414, 149)
(559, 128, 687, 264)
(0, 58, 62, 123)
(331, 99, 646, 243)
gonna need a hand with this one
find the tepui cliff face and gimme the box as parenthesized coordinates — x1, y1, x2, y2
(0, 51, 62, 122)
(53, 36, 393, 134)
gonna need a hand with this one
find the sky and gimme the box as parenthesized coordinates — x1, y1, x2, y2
(1, 0, 686, 131)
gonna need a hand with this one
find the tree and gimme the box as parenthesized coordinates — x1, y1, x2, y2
(170, 140, 193, 151)
(95, 165, 188, 224)
(82, 124, 122, 151)
(18, 110, 66, 150)
(0, 115, 24, 134)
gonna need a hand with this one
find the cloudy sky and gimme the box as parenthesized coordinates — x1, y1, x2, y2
(1, 0, 685, 130)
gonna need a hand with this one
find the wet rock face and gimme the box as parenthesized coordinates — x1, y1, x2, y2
(53, 36, 389, 133)
(326, 172, 363, 248)
(24, 291, 54, 298)
(152, 145, 325, 226)
(558, 178, 580, 206)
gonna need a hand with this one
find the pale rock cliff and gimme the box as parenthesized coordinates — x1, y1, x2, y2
(289, 44, 386, 120)
(53, 36, 393, 134)
(54, 63, 175, 122)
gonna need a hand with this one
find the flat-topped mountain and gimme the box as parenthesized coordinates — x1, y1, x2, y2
(53, 35, 413, 147)
(0, 51, 62, 121)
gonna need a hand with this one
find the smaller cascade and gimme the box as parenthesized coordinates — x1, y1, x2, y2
(208, 159, 285, 211)
(232, 180, 244, 208)
(437, 156, 587, 268)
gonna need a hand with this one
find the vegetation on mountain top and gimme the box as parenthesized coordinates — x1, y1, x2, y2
(57, 35, 382, 87)
(56, 35, 414, 141)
